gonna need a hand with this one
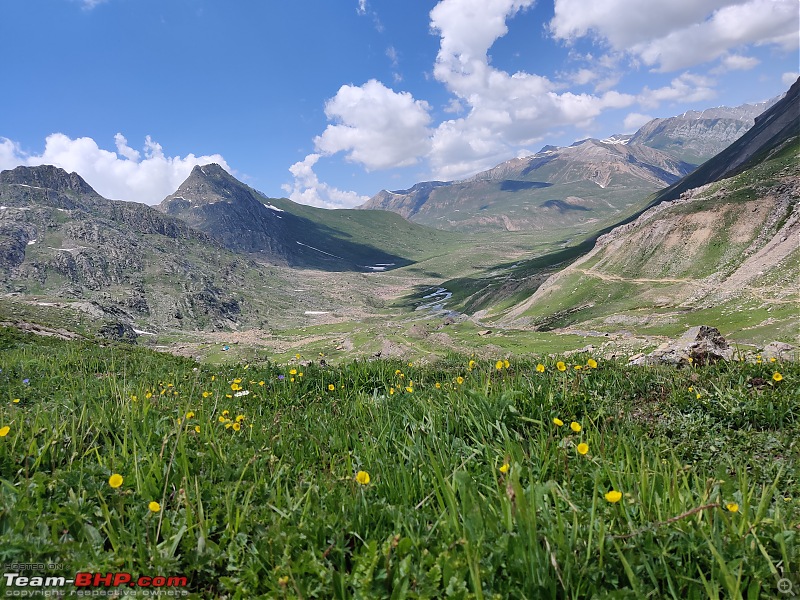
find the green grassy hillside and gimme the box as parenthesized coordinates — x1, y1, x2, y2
(497, 139, 799, 345)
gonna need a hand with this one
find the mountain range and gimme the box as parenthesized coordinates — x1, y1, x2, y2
(0, 80, 796, 348)
(360, 96, 781, 233)
(450, 78, 799, 342)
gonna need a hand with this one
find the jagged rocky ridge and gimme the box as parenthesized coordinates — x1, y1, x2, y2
(0, 166, 287, 331)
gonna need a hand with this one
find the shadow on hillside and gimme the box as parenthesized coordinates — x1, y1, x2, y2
(280, 212, 414, 273)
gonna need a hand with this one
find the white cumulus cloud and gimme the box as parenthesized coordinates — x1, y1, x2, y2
(712, 54, 760, 74)
(623, 112, 655, 132)
(0, 133, 231, 205)
(638, 73, 717, 109)
(314, 79, 433, 171)
(282, 154, 369, 209)
(783, 72, 800, 86)
(426, 0, 635, 179)
(550, 0, 799, 72)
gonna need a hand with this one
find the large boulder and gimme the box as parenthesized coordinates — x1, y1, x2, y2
(630, 325, 733, 366)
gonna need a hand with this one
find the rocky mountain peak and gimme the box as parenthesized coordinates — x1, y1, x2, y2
(0, 164, 98, 196)
(160, 163, 256, 211)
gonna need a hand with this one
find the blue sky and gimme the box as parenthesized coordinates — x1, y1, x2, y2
(1, 0, 797, 207)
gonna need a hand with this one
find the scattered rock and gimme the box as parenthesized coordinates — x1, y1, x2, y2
(96, 321, 138, 344)
(565, 344, 596, 357)
(629, 325, 732, 366)
(406, 325, 429, 339)
(761, 341, 796, 361)
(477, 329, 492, 336)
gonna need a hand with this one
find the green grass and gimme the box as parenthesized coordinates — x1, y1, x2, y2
(0, 327, 797, 598)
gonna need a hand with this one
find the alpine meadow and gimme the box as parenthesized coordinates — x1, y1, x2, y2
(0, 1, 798, 598)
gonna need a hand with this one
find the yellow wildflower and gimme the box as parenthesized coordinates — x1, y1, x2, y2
(222, 410, 230, 416)
(435, 382, 441, 389)
(389, 387, 395, 395)
(557, 362, 566, 371)
(587, 358, 598, 369)
(258, 381, 265, 386)
(328, 384, 335, 391)
(236, 415, 245, 422)
(499, 463, 510, 474)
(108, 474, 123, 489)
(0, 425, 10, 437)
(503, 360, 510, 369)
(570, 422, 582, 433)
(495, 360, 504, 370)
(289, 369, 297, 375)
(773, 372, 783, 382)
(604, 490, 622, 503)
(553, 418, 564, 427)
(185, 411, 195, 419)
(232, 422, 241, 431)
(202, 391, 211, 398)
(12, 399, 19, 404)
(536, 364, 545, 373)
(145, 392, 152, 399)
(577, 443, 589, 455)
(148, 501, 161, 513)
(405, 386, 413, 393)
(355, 471, 370, 485)
(726, 502, 739, 513)
(456, 377, 464, 385)
(194, 426, 200, 433)
(469, 360, 476, 369)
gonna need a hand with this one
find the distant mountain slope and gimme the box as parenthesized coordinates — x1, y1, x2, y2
(628, 97, 780, 164)
(159, 164, 460, 271)
(490, 83, 799, 341)
(0, 165, 303, 331)
(418, 79, 798, 334)
(645, 77, 799, 208)
(361, 140, 694, 232)
(361, 95, 779, 233)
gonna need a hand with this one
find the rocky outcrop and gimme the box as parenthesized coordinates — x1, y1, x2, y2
(629, 326, 733, 366)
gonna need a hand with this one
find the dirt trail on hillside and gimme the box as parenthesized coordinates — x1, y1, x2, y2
(575, 269, 693, 285)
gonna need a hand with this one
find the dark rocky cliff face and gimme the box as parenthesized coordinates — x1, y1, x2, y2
(160, 164, 292, 257)
(0, 165, 256, 331)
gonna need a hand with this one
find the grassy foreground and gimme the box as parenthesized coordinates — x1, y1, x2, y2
(0, 327, 797, 599)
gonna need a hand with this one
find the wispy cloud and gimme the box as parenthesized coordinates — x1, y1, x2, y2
(81, 0, 108, 10)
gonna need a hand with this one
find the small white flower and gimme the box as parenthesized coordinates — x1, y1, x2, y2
(233, 390, 250, 397)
